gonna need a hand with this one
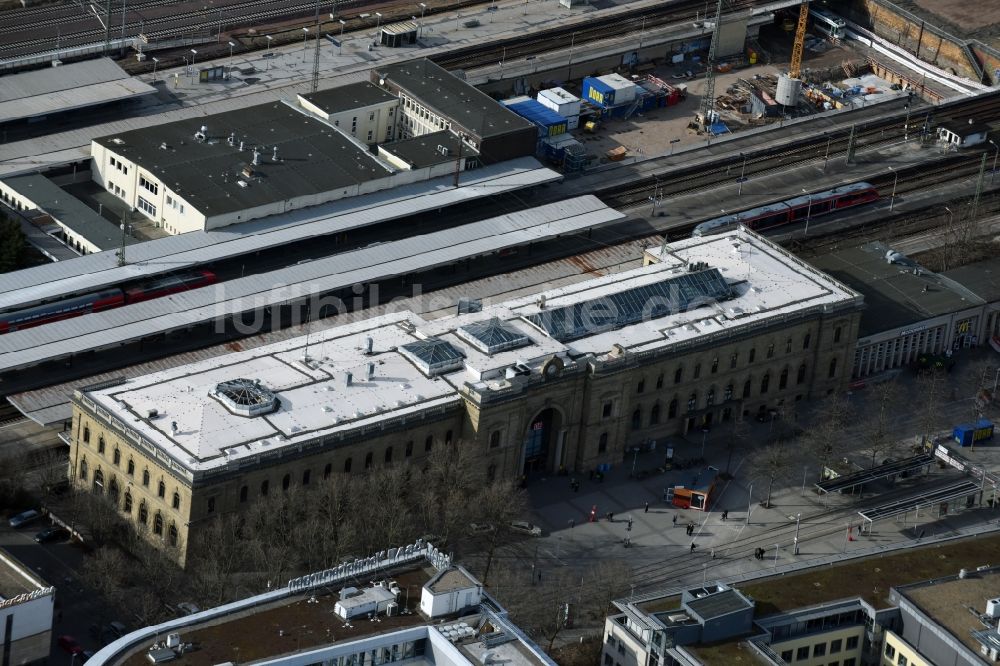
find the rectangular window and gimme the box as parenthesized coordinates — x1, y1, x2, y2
(603, 403, 612, 418)
(897, 656, 907, 666)
(797, 646, 810, 660)
(844, 660, 856, 666)
(139, 174, 159, 195)
(845, 636, 858, 650)
(369, 112, 375, 121)
(780, 651, 792, 663)
(367, 130, 373, 141)
(830, 639, 842, 654)
(137, 196, 156, 218)
(884, 644, 895, 659)
(813, 643, 826, 657)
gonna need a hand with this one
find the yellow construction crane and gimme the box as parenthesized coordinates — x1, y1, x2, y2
(789, 0, 809, 79)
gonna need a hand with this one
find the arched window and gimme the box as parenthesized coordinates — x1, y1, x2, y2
(445, 430, 453, 445)
(743, 378, 752, 398)
(668, 397, 678, 418)
(760, 373, 770, 394)
(674, 367, 683, 384)
(487, 464, 497, 481)
(153, 513, 163, 536)
(598, 432, 608, 453)
(693, 363, 701, 379)
(829, 357, 838, 378)
(730, 353, 738, 369)
(834, 327, 842, 343)
(749, 348, 756, 363)
(260, 480, 269, 496)
(631, 408, 642, 430)
(113, 448, 121, 466)
(282, 474, 291, 491)
(798, 364, 807, 384)
(127, 458, 134, 476)
(208, 497, 216, 513)
(656, 374, 664, 389)
(168, 523, 178, 546)
(109, 478, 119, 504)
(142, 469, 150, 486)
(323, 463, 332, 479)
(80, 458, 88, 480)
(785, 338, 792, 354)
(687, 393, 697, 414)
(93, 469, 104, 494)
(365, 452, 374, 469)
(489, 431, 501, 448)
(344, 457, 352, 473)
(706, 387, 716, 406)
(157, 480, 165, 498)
(138, 501, 148, 525)
(239, 485, 248, 503)
(98, 436, 105, 454)
(650, 403, 661, 425)
(405, 441, 414, 457)
(384, 447, 393, 464)
(636, 379, 645, 394)
(711, 357, 719, 374)
(724, 384, 733, 401)
(123, 490, 133, 513)
(425, 435, 433, 452)
(779, 367, 789, 390)
(83, 426, 90, 444)
(302, 469, 311, 485)
(767, 344, 775, 359)
(172, 492, 180, 510)
(803, 333, 811, 350)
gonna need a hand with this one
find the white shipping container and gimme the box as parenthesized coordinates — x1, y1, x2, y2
(597, 73, 637, 105)
(500, 95, 532, 107)
(537, 87, 582, 118)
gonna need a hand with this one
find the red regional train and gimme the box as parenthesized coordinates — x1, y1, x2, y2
(691, 182, 880, 237)
(0, 270, 217, 334)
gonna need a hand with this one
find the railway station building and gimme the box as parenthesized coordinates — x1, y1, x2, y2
(66, 229, 861, 564)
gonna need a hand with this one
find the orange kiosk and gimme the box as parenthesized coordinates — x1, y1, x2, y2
(671, 472, 718, 511)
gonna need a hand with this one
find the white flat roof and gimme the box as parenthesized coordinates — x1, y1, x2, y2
(78, 230, 857, 480)
(0, 158, 558, 313)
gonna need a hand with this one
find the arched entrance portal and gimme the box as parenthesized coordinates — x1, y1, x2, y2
(522, 408, 564, 475)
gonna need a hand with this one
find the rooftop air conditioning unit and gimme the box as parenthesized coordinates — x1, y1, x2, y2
(986, 598, 1000, 619)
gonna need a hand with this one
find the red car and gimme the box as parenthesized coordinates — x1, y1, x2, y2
(58, 635, 84, 655)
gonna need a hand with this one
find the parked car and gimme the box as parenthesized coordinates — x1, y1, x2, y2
(8, 509, 40, 529)
(108, 621, 127, 638)
(34, 526, 69, 543)
(469, 523, 496, 534)
(509, 520, 542, 537)
(58, 635, 84, 655)
(176, 602, 201, 616)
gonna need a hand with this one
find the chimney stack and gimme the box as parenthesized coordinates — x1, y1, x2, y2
(345, 372, 353, 387)
(367, 363, 375, 380)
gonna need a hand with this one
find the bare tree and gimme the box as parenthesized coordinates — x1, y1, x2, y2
(801, 392, 852, 474)
(466, 479, 528, 584)
(915, 367, 949, 449)
(723, 417, 750, 479)
(748, 439, 793, 508)
(859, 381, 902, 468)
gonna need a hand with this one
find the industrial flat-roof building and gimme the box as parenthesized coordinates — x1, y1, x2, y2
(372, 59, 537, 164)
(0, 548, 55, 664)
(67, 229, 860, 563)
(296, 81, 400, 145)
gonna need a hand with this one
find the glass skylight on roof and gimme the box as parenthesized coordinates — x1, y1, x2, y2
(399, 338, 465, 376)
(456, 317, 530, 355)
(525, 268, 733, 342)
(210, 378, 279, 417)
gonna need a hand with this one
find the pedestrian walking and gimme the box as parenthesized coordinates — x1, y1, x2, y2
(644, 502, 649, 513)
(690, 543, 697, 552)
(537, 571, 542, 583)
(609, 511, 615, 522)
(569, 518, 575, 529)
(672, 515, 678, 527)
(624, 535, 631, 548)
(721, 510, 728, 521)
(628, 517, 634, 529)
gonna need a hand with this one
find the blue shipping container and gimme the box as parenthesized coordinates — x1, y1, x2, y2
(506, 100, 568, 137)
(582, 76, 616, 107)
(953, 419, 994, 446)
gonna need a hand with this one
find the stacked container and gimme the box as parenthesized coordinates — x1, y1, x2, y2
(536, 87, 582, 130)
(504, 99, 568, 138)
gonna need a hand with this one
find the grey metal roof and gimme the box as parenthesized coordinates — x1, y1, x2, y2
(942, 257, 1000, 304)
(299, 81, 398, 116)
(0, 158, 557, 313)
(93, 100, 391, 218)
(684, 589, 752, 621)
(1, 173, 135, 251)
(381, 130, 468, 168)
(0, 195, 623, 373)
(0, 58, 155, 124)
(457, 317, 529, 355)
(372, 59, 534, 141)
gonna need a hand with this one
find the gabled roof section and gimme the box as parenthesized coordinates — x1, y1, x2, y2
(524, 267, 733, 342)
(399, 337, 465, 376)
(456, 317, 530, 355)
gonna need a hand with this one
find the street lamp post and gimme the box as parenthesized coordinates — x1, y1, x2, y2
(190, 48, 197, 68)
(746, 482, 753, 526)
(227, 40, 235, 78)
(301, 26, 309, 61)
(264, 34, 273, 69)
(990, 140, 999, 185)
(700, 427, 709, 457)
(669, 138, 680, 156)
(419, 2, 427, 36)
(338, 18, 346, 52)
(903, 103, 911, 140)
(150, 56, 159, 83)
(773, 543, 779, 568)
(945, 206, 953, 227)
(566, 31, 576, 81)
(823, 134, 831, 169)
(737, 153, 748, 195)
(375, 11, 382, 35)
(803, 189, 813, 234)
(889, 167, 899, 212)
(793, 513, 801, 555)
